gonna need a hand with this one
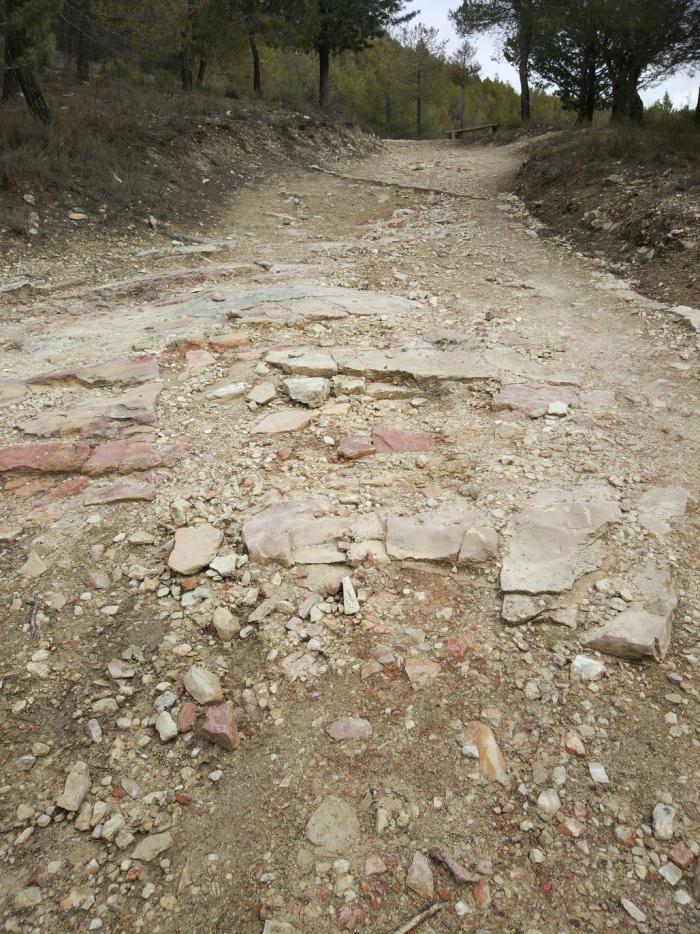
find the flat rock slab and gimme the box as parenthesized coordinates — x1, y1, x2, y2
(502, 593, 577, 627)
(637, 486, 689, 535)
(500, 488, 621, 594)
(29, 355, 159, 388)
(493, 384, 579, 415)
(20, 384, 162, 438)
(386, 509, 498, 563)
(306, 796, 361, 854)
(251, 409, 315, 434)
(223, 284, 420, 323)
(183, 665, 224, 704)
(169, 524, 223, 575)
(0, 378, 27, 402)
(243, 499, 384, 568)
(82, 482, 156, 505)
(0, 441, 90, 473)
(56, 761, 91, 812)
(372, 425, 434, 454)
(83, 439, 187, 475)
(132, 831, 172, 862)
(671, 304, 700, 332)
(268, 346, 545, 384)
(582, 561, 677, 661)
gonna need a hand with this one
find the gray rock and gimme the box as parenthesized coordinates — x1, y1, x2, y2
(183, 665, 223, 705)
(132, 831, 173, 862)
(56, 761, 91, 812)
(637, 486, 689, 535)
(306, 796, 360, 854)
(168, 523, 223, 575)
(283, 376, 331, 408)
(652, 803, 675, 841)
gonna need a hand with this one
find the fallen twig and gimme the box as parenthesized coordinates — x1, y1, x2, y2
(309, 164, 489, 200)
(27, 596, 40, 639)
(388, 903, 442, 934)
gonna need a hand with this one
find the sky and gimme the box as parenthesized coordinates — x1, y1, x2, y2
(405, 0, 698, 109)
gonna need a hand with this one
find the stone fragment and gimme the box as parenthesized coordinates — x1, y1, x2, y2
(206, 379, 248, 401)
(563, 730, 586, 757)
(168, 524, 223, 575)
(404, 657, 441, 688)
(283, 377, 330, 408)
(659, 862, 683, 886)
(14, 887, 43, 909)
(209, 332, 251, 352)
(621, 899, 646, 923)
(0, 441, 90, 473)
(342, 577, 360, 614)
(155, 711, 178, 742)
(652, 804, 675, 841)
(266, 349, 338, 376)
(588, 762, 609, 784)
(262, 922, 297, 933)
(464, 721, 509, 788)
(247, 382, 277, 405)
(427, 847, 476, 884)
(570, 655, 606, 682)
(83, 482, 156, 505)
(372, 425, 434, 454)
(493, 384, 578, 415)
(56, 761, 91, 812)
(500, 488, 621, 594)
(20, 551, 48, 578)
(212, 607, 238, 641)
(201, 702, 239, 751)
(305, 797, 360, 854)
(537, 789, 562, 816)
(406, 851, 434, 899)
(326, 718, 372, 742)
(177, 702, 197, 733)
(252, 409, 315, 434)
(638, 486, 689, 535)
(20, 384, 161, 438)
(582, 560, 677, 661)
(365, 855, 388, 876)
(386, 509, 496, 563)
(132, 831, 172, 862)
(337, 435, 375, 460)
(184, 349, 215, 373)
(183, 666, 223, 705)
(83, 440, 186, 476)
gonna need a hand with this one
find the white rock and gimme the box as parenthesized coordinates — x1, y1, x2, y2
(652, 803, 675, 841)
(536, 789, 561, 816)
(56, 761, 91, 812)
(183, 665, 223, 705)
(342, 577, 360, 615)
(155, 711, 178, 742)
(570, 655, 606, 682)
(588, 762, 609, 784)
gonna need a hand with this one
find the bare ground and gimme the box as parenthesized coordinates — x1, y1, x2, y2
(0, 138, 698, 934)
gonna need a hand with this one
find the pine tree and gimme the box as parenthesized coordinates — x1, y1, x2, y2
(2, 0, 60, 122)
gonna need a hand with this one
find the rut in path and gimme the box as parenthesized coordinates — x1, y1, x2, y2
(0, 141, 698, 933)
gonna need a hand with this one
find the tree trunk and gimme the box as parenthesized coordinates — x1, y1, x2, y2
(181, 0, 196, 91)
(3, 27, 19, 101)
(76, 0, 91, 82)
(610, 68, 643, 123)
(318, 43, 330, 109)
(197, 57, 207, 87)
(383, 91, 391, 137)
(3, 0, 51, 122)
(460, 83, 466, 127)
(249, 31, 262, 99)
(416, 66, 422, 139)
(695, 85, 700, 124)
(576, 43, 596, 125)
(517, 6, 533, 123)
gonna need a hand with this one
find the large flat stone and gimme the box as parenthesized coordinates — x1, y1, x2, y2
(251, 409, 315, 434)
(29, 355, 159, 388)
(83, 439, 187, 475)
(169, 524, 223, 575)
(500, 488, 621, 594)
(20, 384, 162, 438)
(493, 384, 579, 415)
(386, 509, 497, 563)
(225, 285, 420, 324)
(0, 441, 90, 473)
(581, 561, 677, 661)
(637, 486, 689, 536)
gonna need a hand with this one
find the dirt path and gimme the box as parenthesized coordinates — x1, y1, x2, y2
(1, 140, 698, 933)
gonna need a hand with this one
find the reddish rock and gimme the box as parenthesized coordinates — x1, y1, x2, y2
(82, 482, 156, 505)
(177, 702, 197, 733)
(326, 717, 373, 742)
(20, 384, 161, 438)
(444, 637, 468, 659)
(614, 825, 636, 848)
(668, 842, 694, 870)
(209, 333, 251, 352)
(184, 349, 215, 373)
(32, 477, 89, 508)
(83, 440, 187, 476)
(474, 880, 491, 909)
(201, 702, 239, 751)
(372, 425, 434, 454)
(492, 384, 578, 415)
(30, 355, 159, 387)
(337, 435, 375, 460)
(7, 477, 54, 496)
(563, 730, 586, 758)
(404, 657, 441, 688)
(0, 442, 90, 474)
(558, 818, 585, 838)
(427, 847, 476, 884)
(337, 905, 364, 931)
